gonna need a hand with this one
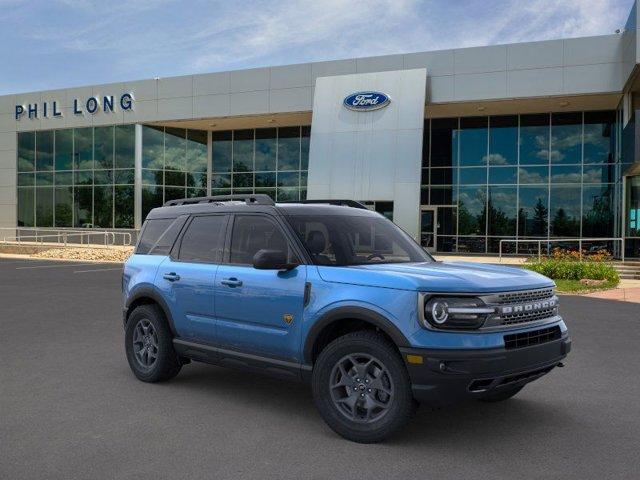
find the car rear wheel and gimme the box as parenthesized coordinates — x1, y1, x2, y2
(125, 304, 181, 383)
(478, 385, 523, 403)
(312, 331, 416, 443)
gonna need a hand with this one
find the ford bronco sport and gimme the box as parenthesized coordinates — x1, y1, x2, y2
(122, 194, 570, 443)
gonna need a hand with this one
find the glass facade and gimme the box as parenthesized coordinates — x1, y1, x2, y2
(141, 126, 208, 220)
(422, 111, 620, 253)
(211, 126, 310, 202)
(17, 125, 135, 228)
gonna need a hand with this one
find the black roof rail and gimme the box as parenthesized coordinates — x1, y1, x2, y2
(163, 194, 275, 207)
(292, 199, 369, 210)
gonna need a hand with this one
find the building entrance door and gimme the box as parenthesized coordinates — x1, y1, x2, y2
(420, 207, 437, 252)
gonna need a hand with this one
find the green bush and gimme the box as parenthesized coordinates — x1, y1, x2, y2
(524, 259, 619, 282)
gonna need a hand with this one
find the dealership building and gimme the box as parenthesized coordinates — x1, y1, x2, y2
(2, 5, 640, 257)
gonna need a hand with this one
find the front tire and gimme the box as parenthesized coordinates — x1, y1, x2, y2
(125, 304, 181, 383)
(312, 331, 416, 443)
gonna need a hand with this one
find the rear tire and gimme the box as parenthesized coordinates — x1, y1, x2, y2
(125, 304, 181, 383)
(312, 331, 416, 443)
(478, 385, 523, 403)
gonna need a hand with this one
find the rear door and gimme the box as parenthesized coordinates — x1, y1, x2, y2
(214, 214, 307, 362)
(156, 214, 229, 343)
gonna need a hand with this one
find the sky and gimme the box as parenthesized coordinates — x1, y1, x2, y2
(0, 0, 636, 95)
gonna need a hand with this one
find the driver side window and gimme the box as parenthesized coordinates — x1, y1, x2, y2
(228, 215, 297, 265)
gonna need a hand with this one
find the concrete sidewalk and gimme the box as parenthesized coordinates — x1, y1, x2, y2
(582, 280, 640, 303)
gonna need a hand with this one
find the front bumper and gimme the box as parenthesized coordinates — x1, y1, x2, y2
(400, 333, 571, 406)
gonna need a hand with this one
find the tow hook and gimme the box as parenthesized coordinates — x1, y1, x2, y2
(557, 362, 565, 368)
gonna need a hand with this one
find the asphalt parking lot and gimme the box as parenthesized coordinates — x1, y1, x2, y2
(1, 258, 639, 480)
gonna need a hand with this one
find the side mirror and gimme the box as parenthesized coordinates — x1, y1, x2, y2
(252, 249, 298, 270)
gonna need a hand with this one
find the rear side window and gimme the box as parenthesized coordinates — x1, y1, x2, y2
(178, 215, 228, 263)
(136, 218, 174, 254)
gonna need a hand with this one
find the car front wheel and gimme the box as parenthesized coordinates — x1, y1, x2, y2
(312, 331, 416, 443)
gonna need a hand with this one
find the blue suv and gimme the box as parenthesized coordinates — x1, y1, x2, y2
(123, 194, 570, 443)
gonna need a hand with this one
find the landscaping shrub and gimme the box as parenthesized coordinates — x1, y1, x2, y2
(524, 248, 619, 283)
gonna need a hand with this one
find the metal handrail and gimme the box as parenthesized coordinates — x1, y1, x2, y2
(498, 238, 625, 262)
(0, 228, 132, 248)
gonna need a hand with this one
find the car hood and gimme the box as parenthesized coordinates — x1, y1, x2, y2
(316, 261, 554, 293)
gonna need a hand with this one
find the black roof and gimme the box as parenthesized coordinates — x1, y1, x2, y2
(146, 194, 378, 220)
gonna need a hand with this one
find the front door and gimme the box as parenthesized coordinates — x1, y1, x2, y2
(420, 207, 437, 252)
(214, 214, 307, 362)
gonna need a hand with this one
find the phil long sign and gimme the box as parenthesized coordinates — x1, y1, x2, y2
(15, 93, 134, 120)
(343, 91, 390, 111)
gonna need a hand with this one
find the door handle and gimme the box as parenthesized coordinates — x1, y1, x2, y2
(163, 272, 181, 282)
(221, 277, 243, 287)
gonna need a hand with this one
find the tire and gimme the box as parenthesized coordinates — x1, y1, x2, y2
(125, 304, 181, 383)
(478, 385, 523, 403)
(312, 331, 416, 443)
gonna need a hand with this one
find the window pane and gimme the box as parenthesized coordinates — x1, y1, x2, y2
(518, 186, 549, 236)
(94, 186, 113, 228)
(229, 215, 290, 264)
(458, 117, 487, 167)
(186, 171, 207, 189)
(74, 186, 92, 227)
(36, 172, 53, 186)
(142, 169, 162, 185)
(17, 188, 34, 227)
(211, 174, 231, 189)
(584, 111, 615, 164)
(459, 167, 486, 185)
(94, 126, 114, 169)
(301, 126, 310, 170)
(582, 184, 614, 237)
(142, 185, 163, 222)
(583, 164, 615, 183)
(488, 115, 517, 166)
(114, 185, 134, 228)
(255, 128, 277, 171)
(431, 118, 457, 167)
(519, 166, 548, 184)
(18, 132, 35, 172)
(233, 172, 253, 188)
(142, 126, 164, 169)
(35, 186, 53, 227)
(255, 172, 275, 188)
(488, 166, 517, 184)
(18, 172, 34, 187)
(551, 112, 582, 164)
(114, 169, 134, 185)
(430, 186, 455, 205)
(54, 186, 73, 227)
(212, 131, 232, 172)
(36, 130, 54, 171)
(277, 171, 299, 187)
(520, 114, 549, 165)
(278, 127, 300, 171)
(457, 186, 486, 235)
(186, 129, 207, 172)
(430, 168, 454, 185)
(164, 170, 185, 187)
(551, 165, 581, 183)
(164, 186, 185, 202)
(277, 187, 300, 201)
(179, 215, 227, 263)
(55, 129, 73, 170)
(74, 128, 93, 170)
(550, 185, 581, 237)
(94, 169, 113, 185)
(115, 124, 135, 169)
(233, 129, 253, 172)
(488, 186, 517, 236)
(165, 127, 186, 171)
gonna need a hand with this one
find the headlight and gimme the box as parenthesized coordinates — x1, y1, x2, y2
(422, 296, 495, 330)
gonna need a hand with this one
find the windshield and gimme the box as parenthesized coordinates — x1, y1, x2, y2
(286, 214, 433, 266)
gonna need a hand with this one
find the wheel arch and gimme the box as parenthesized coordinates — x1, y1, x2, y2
(303, 306, 411, 365)
(125, 287, 177, 336)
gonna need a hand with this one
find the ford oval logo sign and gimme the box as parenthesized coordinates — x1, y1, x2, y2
(343, 91, 390, 111)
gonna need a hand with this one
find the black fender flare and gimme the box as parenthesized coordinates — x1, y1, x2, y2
(303, 306, 411, 364)
(124, 287, 178, 336)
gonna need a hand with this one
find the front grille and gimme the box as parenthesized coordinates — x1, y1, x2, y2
(504, 326, 561, 350)
(497, 288, 555, 304)
(502, 307, 557, 325)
